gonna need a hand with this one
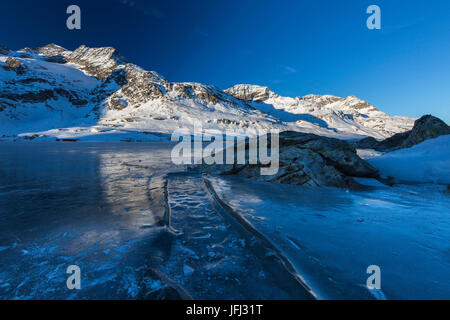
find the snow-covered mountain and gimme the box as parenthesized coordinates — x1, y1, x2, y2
(0, 44, 415, 141)
(225, 84, 414, 139)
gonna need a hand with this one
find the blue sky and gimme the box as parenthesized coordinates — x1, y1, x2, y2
(1, 0, 449, 122)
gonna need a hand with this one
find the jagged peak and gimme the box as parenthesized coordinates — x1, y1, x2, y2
(36, 43, 69, 57)
(39, 43, 67, 50)
(69, 45, 129, 65)
(13, 44, 69, 58)
(16, 47, 36, 54)
(413, 114, 449, 128)
(226, 84, 383, 115)
(121, 63, 168, 84)
(61, 45, 129, 80)
(341, 95, 379, 112)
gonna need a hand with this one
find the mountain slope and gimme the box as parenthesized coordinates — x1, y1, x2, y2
(0, 44, 415, 141)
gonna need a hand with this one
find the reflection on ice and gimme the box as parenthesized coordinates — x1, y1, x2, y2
(0, 142, 181, 299)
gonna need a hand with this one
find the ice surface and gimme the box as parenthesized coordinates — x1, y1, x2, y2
(0, 142, 181, 299)
(0, 142, 311, 299)
(207, 176, 450, 299)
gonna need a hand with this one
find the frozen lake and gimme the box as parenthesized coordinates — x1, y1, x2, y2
(0, 142, 448, 299)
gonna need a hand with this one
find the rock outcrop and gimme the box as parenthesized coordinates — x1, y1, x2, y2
(355, 115, 450, 152)
(198, 131, 379, 189)
(3, 57, 26, 75)
(225, 84, 275, 102)
(64, 45, 129, 80)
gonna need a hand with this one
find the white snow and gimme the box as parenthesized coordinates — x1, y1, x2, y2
(357, 148, 384, 159)
(367, 135, 450, 184)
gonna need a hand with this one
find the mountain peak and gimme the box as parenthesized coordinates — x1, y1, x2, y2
(65, 45, 129, 79)
(71, 45, 128, 63)
(225, 84, 277, 102)
(36, 43, 69, 57)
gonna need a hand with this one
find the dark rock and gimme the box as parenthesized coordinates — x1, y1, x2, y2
(374, 115, 450, 152)
(14, 78, 50, 85)
(443, 185, 450, 195)
(109, 98, 128, 110)
(352, 136, 379, 149)
(0, 100, 14, 112)
(170, 83, 221, 103)
(1, 89, 55, 103)
(353, 115, 450, 152)
(54, 88, 88, 106)
(44, 55, 67, 64)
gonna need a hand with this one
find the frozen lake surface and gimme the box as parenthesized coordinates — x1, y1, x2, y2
(207, 177, 450, 299)
(0, 142, 448, 299)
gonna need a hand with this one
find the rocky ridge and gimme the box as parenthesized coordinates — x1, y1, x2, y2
(225, 84, 415, 139)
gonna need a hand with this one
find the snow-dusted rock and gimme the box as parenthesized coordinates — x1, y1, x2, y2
(198, 131, 379, 189)
(225, 84, 274, 102)
(3, 57, 26, 74)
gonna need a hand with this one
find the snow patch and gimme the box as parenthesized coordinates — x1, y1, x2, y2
(368, 135, 450, 184)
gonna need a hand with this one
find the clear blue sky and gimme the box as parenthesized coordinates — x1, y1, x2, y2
(1, 0, 449, 122)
